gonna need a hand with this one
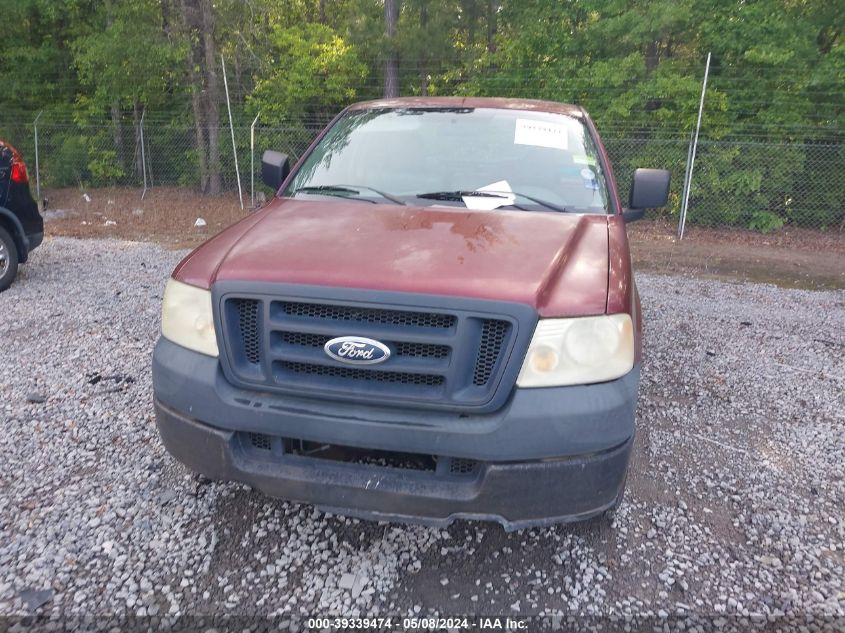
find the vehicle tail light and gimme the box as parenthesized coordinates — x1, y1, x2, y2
(11, 161, 28, 184)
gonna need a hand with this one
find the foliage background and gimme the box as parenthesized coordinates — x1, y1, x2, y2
(0, 0, 842, 230)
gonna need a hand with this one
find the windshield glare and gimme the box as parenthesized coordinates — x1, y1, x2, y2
(284, 107, 611, 213)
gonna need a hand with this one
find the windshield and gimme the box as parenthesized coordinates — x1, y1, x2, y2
(284, 107, 611, 213)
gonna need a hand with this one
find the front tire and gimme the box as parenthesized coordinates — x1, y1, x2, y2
(0, 226, 20, 292)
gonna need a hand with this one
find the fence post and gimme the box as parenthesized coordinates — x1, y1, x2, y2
(146, 122, 154, 188)
(678, 51, 711, 241)
(222, 55, 244, 210)
(33, 111, 43, 202)
(250, 112, 260, 209)
(140, 108, 148, 200)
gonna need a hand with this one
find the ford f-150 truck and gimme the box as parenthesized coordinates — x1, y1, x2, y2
(152, 97, 669, 530)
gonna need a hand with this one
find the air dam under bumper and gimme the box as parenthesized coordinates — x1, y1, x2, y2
(153, 337, 638, 530)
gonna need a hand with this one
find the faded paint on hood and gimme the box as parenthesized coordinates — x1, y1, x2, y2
(174, 199, 610, 317)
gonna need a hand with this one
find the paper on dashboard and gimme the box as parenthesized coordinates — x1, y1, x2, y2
(461, 180, 516, 210)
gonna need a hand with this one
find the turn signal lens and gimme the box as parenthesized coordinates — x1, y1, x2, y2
(528, 346, 560, 372)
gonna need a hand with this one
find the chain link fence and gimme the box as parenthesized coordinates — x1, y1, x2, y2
(1, 117, 843, 232)
(604, 137, 845, 232)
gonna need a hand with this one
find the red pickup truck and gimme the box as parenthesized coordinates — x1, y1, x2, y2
(152, 97, 669, 530)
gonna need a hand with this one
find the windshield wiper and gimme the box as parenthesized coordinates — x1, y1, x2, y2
(292, 185, 375, 204)
(415, 190, 569, 212)
(293, 184, 406, 205)
(416, 190, 502, 200)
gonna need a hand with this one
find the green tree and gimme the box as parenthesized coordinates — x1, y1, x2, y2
(248, 23, 367, 122)
(0, 0, 841, 228)
(72, 0, 181, 180)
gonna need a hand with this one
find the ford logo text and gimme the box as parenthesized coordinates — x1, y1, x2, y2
(324, 336, 391, 365)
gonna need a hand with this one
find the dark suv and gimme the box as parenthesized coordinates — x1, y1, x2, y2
(0, 140, 44, 291)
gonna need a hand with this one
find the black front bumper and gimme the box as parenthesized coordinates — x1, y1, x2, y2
(153, 337, 638, 530)
(156, 400, 631, 530)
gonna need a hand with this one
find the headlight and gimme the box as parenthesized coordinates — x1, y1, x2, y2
(161, 278, 219, 357)
(517, 314, 634, 387)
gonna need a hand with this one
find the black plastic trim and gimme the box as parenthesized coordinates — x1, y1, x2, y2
(211, 281, 538, 413)
(0, 206, 29, 262)
(155, 398, 632, 531)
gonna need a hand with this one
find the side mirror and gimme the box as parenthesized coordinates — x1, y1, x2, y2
(625, 168, 670, 222)
(261, 150, 291, 191)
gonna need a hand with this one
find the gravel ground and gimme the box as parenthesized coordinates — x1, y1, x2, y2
(1, 237, 843, 630)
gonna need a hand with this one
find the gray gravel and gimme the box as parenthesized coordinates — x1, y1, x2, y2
(1, 237, 843, 628)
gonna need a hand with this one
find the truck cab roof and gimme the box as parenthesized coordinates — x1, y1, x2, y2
(347, 96, 586, 118)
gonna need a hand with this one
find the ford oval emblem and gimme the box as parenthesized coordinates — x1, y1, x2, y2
(324, 336, 391, 365)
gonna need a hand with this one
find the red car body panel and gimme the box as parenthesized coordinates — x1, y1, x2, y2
(175, 200, 611, 317)
(174, 96, 638, 324)
(172, 207, 269, 288)
(607, 215, 642, 362)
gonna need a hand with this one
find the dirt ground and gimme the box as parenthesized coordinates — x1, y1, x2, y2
(41, 186, 845, 290)
(629, 218, 845, 290)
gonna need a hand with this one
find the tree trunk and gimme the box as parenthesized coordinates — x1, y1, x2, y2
(419, 1, 428, 95)
(465, 0, 478, 48)
(199, 0, 221, 194)
(645, 39, 659, 73)
(181, 0, 207, 191)
(319, 0, 326, 24)
(486, 0, 498, 54)
(185, 29, 208, 191)
(384, 0, 400, 97)
(179, 0, 220, 193)
(234, 53, 242, 103)
(189, 73, 208, 192)
(104, 0, 124, 172)
(111, 102, 124, 171)
(132, 101, 144, 179)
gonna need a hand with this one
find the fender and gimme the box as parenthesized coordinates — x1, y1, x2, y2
(0, 206, 29, 263)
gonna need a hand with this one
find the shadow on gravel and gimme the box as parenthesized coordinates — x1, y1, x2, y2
(195, 486, 396, 613)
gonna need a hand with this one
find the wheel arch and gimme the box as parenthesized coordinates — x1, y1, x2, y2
(0, 206, 28, 263)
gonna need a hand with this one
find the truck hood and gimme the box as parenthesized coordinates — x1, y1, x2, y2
(176, 199, 610, 317)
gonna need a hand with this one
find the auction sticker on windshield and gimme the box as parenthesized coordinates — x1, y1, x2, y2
(513, 118, 570, 150)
